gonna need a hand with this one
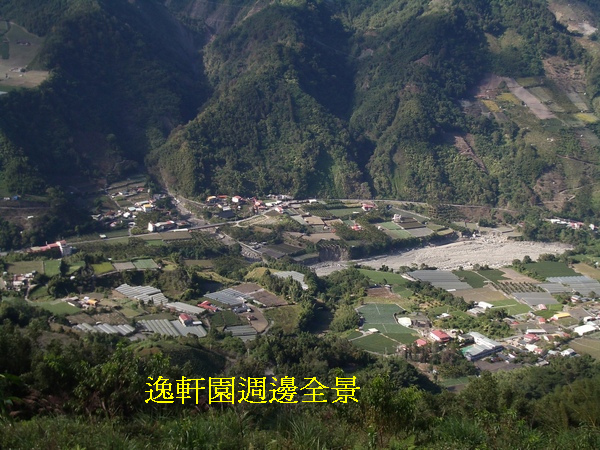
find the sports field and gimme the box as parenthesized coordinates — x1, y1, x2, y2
(351, 333, 399, 354)
(354, 303, 418, 349)
(133, 259, 159, 270)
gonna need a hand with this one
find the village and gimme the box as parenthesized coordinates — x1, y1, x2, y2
(2, 178, 600, 388)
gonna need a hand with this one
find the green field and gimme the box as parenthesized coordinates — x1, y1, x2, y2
(477, 269, 507, 282)
(453, 270, 486, 288)
(358, 303, 404, 324)
(327, 207, 363, 217)
(346, 330, 363, 340)
(384, 229, 414, 239)
(209, 310, 243, 328)
(68, 262, 85, 275)
(6, 260, 44, 274)
(36, 302, 80, 315)
(133, 259, 158, 270)
(264, 305, 301, 334)
(358, 269, 409, 286)
(383, 332, 417, 344)
(351, 333, 398, 354)
(523, 262, 578, 279)
(534, 303, 567, 319)
(91, 262, 115, 274)
(43, 260, 61, 277)
(570, 337, 600, 359)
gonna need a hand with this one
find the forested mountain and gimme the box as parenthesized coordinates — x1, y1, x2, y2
(1, 0, 600, 215)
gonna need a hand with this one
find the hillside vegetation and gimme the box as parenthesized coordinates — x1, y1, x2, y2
(0, 0, 600, 245)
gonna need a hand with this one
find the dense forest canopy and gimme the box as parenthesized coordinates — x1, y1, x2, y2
(0, 0, 599, 243)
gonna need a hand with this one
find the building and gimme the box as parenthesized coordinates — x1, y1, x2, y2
(461, 331, 503, 361)
(179, 314, 194, 326)
(198, 300, 219, 312)
(148, 221, 176, 232)
(430, 329, 451, 343)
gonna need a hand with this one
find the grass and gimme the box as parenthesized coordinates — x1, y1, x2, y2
(347, 330, 363, 340)
(36, 302, 80, 315)
(327, 207, 363, 217)
(535, 303, 566, 319)
(209, 310, 243, 328)
(358, 303, 403, 325)
(28, 285, 50, 300)
(477, 269, 507, 282)
(384, 332, 417, 344)
(43, 260, 61, 277)
(496, 92, 521, 105)
(246, 267, 281, 279)
(91, 262, 115, 275)
(574, 113, 598, 123)
(264, 305, 301, 334)
(68, 262, 85, 275)
(573, 263, 600, 280)
(453, 270, 486, 288)
(481, 99, 500, 112)
(385, 229, 414, 239)
(183, 259, 214, 268)
(504, 304, 532, 315)
(489, 298, 519, 307)
(358, 269, 409, 286)
(440, 376, 474, 388)
(523, 262, 578, 279)
(351, 333, 398, 354)
(570, 337, 600, 359)
(6, 260, 44, 274)
(132, 259, 158, 270)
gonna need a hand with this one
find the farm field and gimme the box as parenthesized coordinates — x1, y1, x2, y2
(210, 310, 243, 328)
(6, 260, 44, 274)
(358, 269, 409, 286)
(183, 259, 214, 268)
(570, 336, 600, 359)
(453, 270, 486, 288)
(36, 301, 80, 315)
(535, 303, 567, 319)
(455, 287, 506, 303)
(573, 263, 600, 280)
(327, 207, 362, 217)
(92, 262, 115, 274)
(477, 269, 507, 282)
(43, 260, 61, 277)
(523, 262, 578, 279)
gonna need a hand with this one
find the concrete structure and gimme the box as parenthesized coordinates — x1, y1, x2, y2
(430, 329, 451, 343)
(461, 331, 503, 361)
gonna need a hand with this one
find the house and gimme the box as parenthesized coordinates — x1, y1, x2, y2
(362, 203, 376, 211)
(429, 329, 451, 343)
(148, 221, 176, 232)
(551, 312, 571, 321)
(231, 195, 244, 204)
(179, 314, 194, 327)
(198, 301, 219, 312)
(415, 339, 428, 347)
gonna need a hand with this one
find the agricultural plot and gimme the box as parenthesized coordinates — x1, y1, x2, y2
(453, 270, 486, 288)
(573, 263, 600, 280)
(6, 260, 43, 274)
(523, 262, 578, 279)
(383, 229, 414, 239)
(356, 303, 418, 346)
(36, 302, 80, 315)
(133, 259, 158, 270)
(494, 282, 543, 295)
(264, 305, 301, 334)
(327, 207, 363, 217)
(488, 298, 531, 316)
(455, 287, 506, 303)
(209, 310, 243, 328)
(481, 99, 500, 112)
(406, 228, 433, 237)
(570, 336, 600, 360)
(91, 262, 115, 275)
(574, 112, 598, 123)
(43, 260, 61, 277)
(358, 269, 409, 286)
(477, 269, 507, 282)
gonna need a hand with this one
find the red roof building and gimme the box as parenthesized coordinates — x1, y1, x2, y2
(429, 329, 451, 343)
(179, 314, 193, 326)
